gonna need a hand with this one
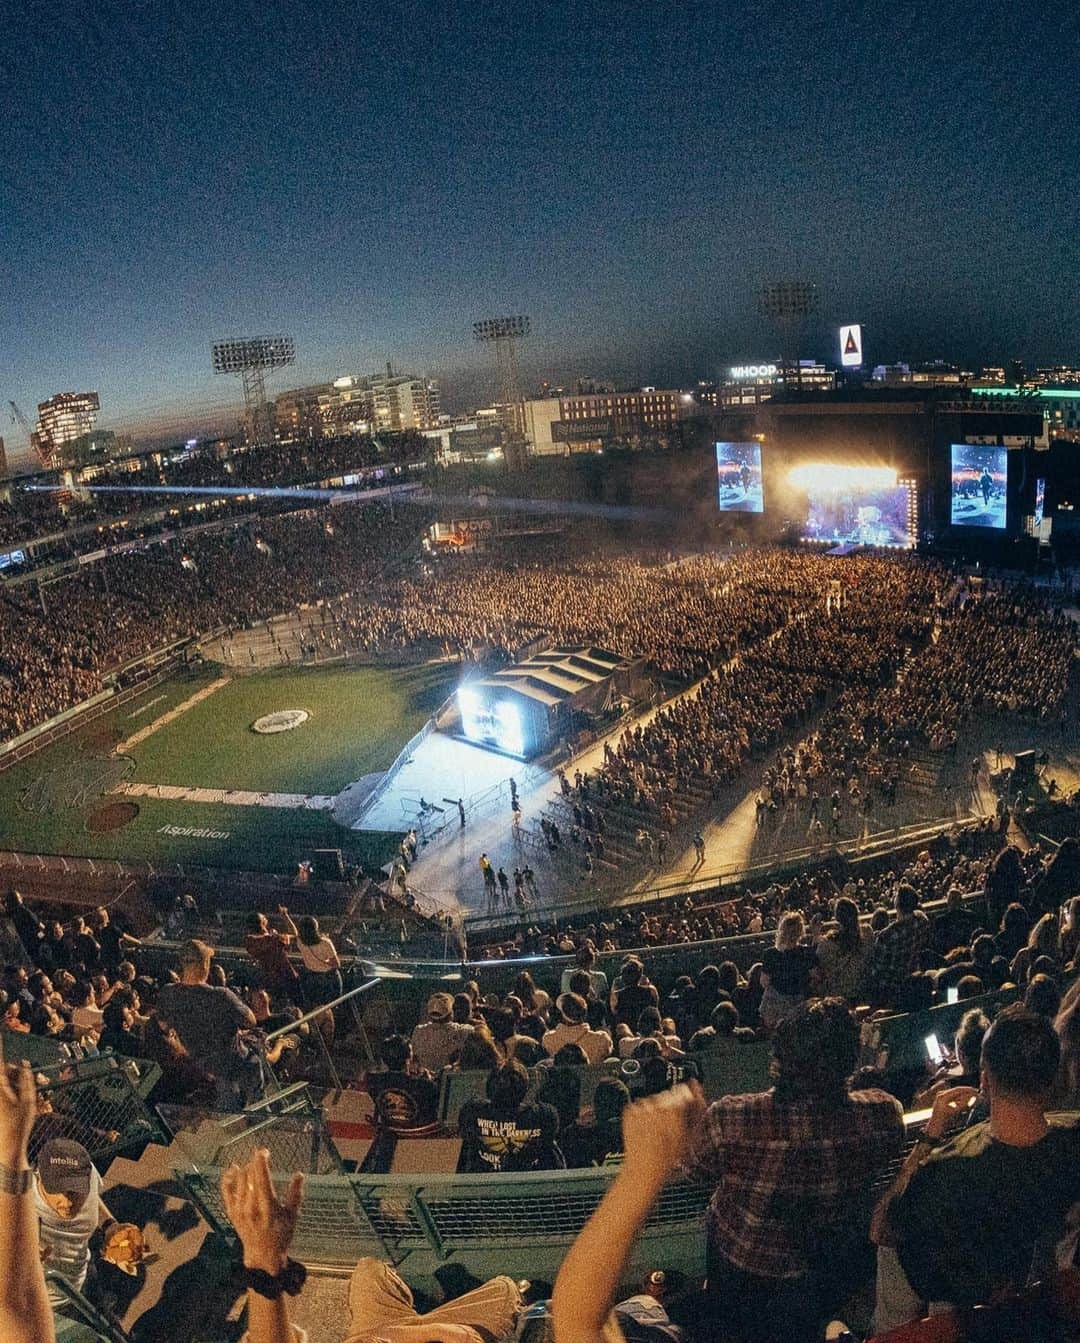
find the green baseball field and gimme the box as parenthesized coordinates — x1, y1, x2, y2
(0, 660, 458, 874)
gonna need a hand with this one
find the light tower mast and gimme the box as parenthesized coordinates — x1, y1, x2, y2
(211, 334, 297, 446)
(473, 315, 531, 470)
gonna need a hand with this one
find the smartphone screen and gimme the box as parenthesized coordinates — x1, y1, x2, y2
(924, 1033, 944, 1065)
(947, 987, 959, 1005)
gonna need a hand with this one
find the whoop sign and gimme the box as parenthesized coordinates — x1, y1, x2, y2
(839, 325, 863, 368)
(729, 363, 778, 380)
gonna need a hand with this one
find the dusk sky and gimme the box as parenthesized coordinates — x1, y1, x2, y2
(3, 0, 1078, 452)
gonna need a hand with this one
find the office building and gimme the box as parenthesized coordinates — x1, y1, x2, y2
(274, 384, 334, 444)
(699, 360, 836, 411)
(32, 392, 101, 468)
(871, 361, 969, 387)
(370, 373, 441, 432)
(972, 384, 1080, 442)
(273, 370, 439, 442)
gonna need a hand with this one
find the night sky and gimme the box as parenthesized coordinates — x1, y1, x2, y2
(3, 0, 1077, 450)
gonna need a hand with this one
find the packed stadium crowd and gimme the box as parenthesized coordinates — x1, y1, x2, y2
(0, 506, 404, 739)
(4, 826, 1080, 1341)
(2, 502, 1075, 783)
(0, 432, 427, 549)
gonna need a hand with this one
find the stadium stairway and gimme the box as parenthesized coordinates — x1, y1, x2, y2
(905, 743, 948, 799)
(97, 1115, 237, 1343)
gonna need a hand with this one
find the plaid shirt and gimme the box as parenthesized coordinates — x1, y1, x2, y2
(869, 911, 931, 1003)
(684, 1088, 904, 1279)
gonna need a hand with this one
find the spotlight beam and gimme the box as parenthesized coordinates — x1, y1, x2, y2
(20, 481, 674, 523)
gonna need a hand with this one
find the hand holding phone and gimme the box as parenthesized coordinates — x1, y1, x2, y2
(926, 1085, 979, 1140)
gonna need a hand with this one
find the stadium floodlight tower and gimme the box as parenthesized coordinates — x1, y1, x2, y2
(212, 334, 296, 446)
(758, 280, 818, 362)
(473, 315, 531, 470)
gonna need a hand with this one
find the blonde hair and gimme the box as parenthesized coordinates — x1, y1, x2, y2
(775, 912, 805, 951)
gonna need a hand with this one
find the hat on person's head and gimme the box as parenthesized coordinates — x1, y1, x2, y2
(426, 992, 454, 1022)
(38, 1139, 92, 1200)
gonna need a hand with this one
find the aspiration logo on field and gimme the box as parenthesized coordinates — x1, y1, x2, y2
(156, 824, 231, 840)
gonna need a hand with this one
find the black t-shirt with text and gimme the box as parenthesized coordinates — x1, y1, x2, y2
(457, 1100, 561, 1173)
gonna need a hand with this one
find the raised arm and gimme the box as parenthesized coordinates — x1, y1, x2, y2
(277, 906, 299, 940)
(0, 1040, 55, 1343)
(552, 1082, 705, 1343)
(221, 1149, 305, 1343)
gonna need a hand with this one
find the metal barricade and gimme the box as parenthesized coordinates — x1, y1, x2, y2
(174, 1165, 710, 1285)
(33, 1054, 168, 1165)
(261, 975, 381, 1091)
(212, 1083, 347, 1176)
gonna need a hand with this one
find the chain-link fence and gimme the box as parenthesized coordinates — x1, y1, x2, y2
(32, 1055, 167, 1165)
(176, 1165, 709, 1280)
(211, 1086, 347, 1176)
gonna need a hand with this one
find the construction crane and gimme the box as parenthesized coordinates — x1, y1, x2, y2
(8, 401, 36, 458)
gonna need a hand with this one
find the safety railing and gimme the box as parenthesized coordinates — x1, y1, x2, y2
(49, 1270, 133, 1342)
(212, 1083, 348, 1175)
(33, 1053, 168, 1166)
(262, 975, 381, 1090)
(175, 1164, 711, 1283)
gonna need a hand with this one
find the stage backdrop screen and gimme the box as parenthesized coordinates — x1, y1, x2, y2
(803, 477, 912, 548)
(1034, 478, 1046, 529)
(716, 441, 764, 513)
(950, 444, 1008, 529)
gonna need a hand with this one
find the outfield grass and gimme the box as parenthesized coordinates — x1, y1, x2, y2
(3, 791, 400, 873)
(0, 660, 458, 874)
(129, 663, 457, 794)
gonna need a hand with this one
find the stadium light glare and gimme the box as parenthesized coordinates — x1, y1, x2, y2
(787, 464, 898, 494)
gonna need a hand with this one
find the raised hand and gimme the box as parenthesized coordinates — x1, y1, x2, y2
(621, 1081, 706, 1193)
(220, 1148, 304, 1275)
(0, 1037, 37, 1170)
(925, 1084, 979, 1139)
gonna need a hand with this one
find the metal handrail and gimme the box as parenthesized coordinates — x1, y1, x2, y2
(263, 976, 379, 1044)
(48, 1271, 133, 1341)
(262, 975, 380, 1090)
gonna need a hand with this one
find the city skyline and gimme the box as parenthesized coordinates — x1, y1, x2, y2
(4, 0, 1078, 456)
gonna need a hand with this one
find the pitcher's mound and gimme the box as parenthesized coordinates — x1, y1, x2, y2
(87, 801, 140, 832)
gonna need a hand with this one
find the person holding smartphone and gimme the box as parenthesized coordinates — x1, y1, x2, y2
(872, 1005, 1080, 1332)
(912, 1010, 989, 1109)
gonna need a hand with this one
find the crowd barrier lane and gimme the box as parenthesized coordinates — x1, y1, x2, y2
(175, 1163, 711, 1285)
(462, 814, 985, 936)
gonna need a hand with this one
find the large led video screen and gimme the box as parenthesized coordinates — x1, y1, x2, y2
(1034, 478, 1046, 529)
(716, 441, 763, 513)
(950, 444, 1007, 529)
(800, 471, 913, 548)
